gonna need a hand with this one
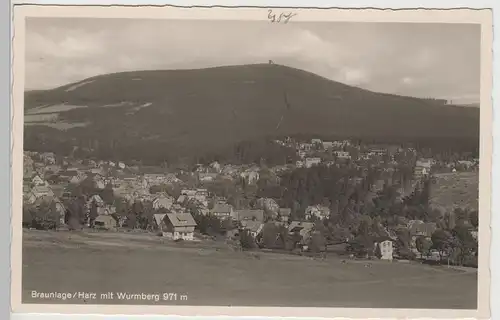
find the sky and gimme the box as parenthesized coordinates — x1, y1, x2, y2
(25, 18, 481, 104)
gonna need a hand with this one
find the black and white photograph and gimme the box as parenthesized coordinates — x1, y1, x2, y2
(11, 5, 493, 317)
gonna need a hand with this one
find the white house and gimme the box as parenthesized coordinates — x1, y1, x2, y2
(240, 169, 260, 185)
(161, 212, 197, 241)
(333, 151, 351, 159)
(305, 205, 330, 220)
(305, 157, 321, 168)
(375, 240, 394, 261)
(299, 143, 313, 151)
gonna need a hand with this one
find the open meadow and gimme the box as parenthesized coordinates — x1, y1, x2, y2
(430, 172, 479, 213)
(22, 230, 478, 309)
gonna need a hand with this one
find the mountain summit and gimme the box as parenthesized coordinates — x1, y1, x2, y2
(24, 64, 479, 161)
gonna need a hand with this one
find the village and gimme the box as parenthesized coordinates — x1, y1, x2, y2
(22, 136, 480, 266)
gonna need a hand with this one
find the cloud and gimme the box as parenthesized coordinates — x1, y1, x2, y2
(24, 18, 480, 104)
(339, 67, 370, 85)
(401, 77, 414, 85)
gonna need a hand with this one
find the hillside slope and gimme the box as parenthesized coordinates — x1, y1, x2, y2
(24, 64, 480, 162)
(430, 172, 479, 213)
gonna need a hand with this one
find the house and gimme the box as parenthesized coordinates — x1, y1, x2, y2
(31, 174, 48, 187)
(195, 188, 209, 200)
(177, 195, 187, 204)
(53, 200, 66, 225)
(181, 189, 197, 197)
(256, 198, 280, 215)
(368, 148, 387, 156)
(95, 204, 115, 216)
(333, 151, 351, 159)
(24, 154, 35, 176)
(299, 143, 312, 151)
(211, 203, 234, 219)
(89, 167, 105, 175)
(322, 141, 334, 150)
(165, 173, 181, 184)
(457, 160, 474, 169)
(305, 205, 330, 220)
(278, 208, 292, 222)
(374, 239, 394, 261)
(240, 169, 260, 185)
(407, 220, 437, 248)
(470, 230, 479, 240)
(240, 220, 264, 238)
(152, 193, 174, 210)
(153, 213, 167, 231)
(94, 214, 118, 230)
(40, 152, 56, 164)
(58, 170, 79, 182)
(88, 194, 105, 207)
(371, 179, 386, 193)
(210, 161, 221, 173)
(295, 161, 305, 168)
(170, 203, 184, 213)
(44, 164, 62, 175)
(86, 159, 97, 168)
(70, 172, 88, 185)
(162, 212, 197, 241)
(233, 209, 264, 222)
(297, 151, 307, 159)
(89, 173, 107, 189)
(414, 166, 430, 179)
(199, 172, 217, 182)
(23, 183, 31, 202)
(305, 157, 321, 168)
(143, 173, 167, 187)
(311, 138, 323, 146)
(271, 165, 289, 174)
(27, 186, 55, 204)
(196, 207, 210, 216)
(324, 160, 336, 168)
(32, 195, 66, 225)
(288, 221, 315, 242)
(221, 165, 238, 176)
(416, 158, 433, 169)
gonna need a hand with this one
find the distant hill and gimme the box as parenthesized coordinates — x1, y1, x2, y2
(24, 64, 480, 163)
(430, 172, 479, 213)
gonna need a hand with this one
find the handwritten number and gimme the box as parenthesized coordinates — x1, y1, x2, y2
(268, 9, 297, 24)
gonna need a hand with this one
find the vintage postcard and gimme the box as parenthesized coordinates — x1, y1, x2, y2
(10, 4, 492, 319)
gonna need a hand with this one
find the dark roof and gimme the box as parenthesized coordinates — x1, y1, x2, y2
(59, 170, 79, 177)
(166, 212, 197, 227)
(408, 220, 437, 237)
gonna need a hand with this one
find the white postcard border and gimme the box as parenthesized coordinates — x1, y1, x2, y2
(9, 3, 495, 319)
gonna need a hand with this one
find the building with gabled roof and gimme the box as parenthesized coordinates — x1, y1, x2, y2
(162, 212, 197, 241)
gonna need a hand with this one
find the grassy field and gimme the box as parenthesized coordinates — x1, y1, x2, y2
(430, 172, 479, 213)
(22, 230, 478, 309)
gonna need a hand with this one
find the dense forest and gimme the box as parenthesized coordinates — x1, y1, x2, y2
(24, 64, 479, 165)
